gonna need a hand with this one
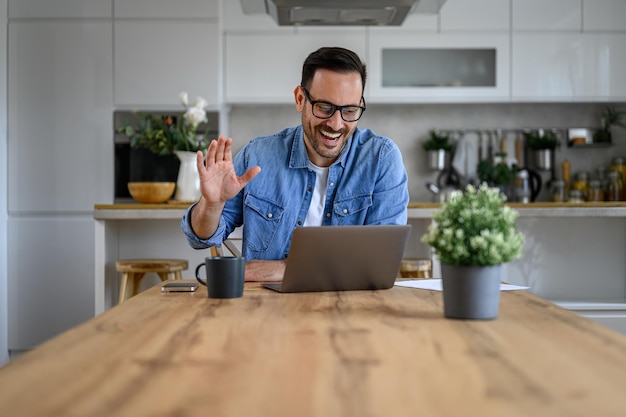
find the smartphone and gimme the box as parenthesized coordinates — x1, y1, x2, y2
(161, 282, 199, 293)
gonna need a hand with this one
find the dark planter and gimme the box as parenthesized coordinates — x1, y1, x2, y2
(129, 148, 179, 182)
(441, 264, 502, 320)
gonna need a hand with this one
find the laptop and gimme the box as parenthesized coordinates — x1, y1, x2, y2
(262, 224, 411, 293)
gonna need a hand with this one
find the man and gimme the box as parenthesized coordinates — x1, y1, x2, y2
(182, 47, 409, 281)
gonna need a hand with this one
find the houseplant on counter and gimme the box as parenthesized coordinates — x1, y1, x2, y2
(476, 153, 513, 197)
(593, 107, 626, 144)
(119, 91, 211, 202)
(523, 129, 560, 171)
(422, 130, 455, 171)
(421, 184, 525, 319)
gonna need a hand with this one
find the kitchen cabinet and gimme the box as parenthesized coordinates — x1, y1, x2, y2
(8, 0, 111, 18)
(0, 0, 7, 365)
(8, 20, 113, 212)
(114, 0, 217, 19)
(512, 0, 581, 31)
(224, 30, 366, 104)
(367, 33, 510, 103)
(114, 20, 219, 108)
(512, 33, 626, 100)
(439, 0, 509, 31)
(7, 18, 113, 353)
(583, 0, 626, 31)
(8, 216, 95, 350)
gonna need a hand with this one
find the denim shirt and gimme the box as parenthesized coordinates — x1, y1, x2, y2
(182, 125, 409, 260)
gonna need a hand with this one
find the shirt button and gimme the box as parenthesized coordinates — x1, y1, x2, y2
(297, 220, 302, 226)
(342, 209, 348, 214)
(267, 213, 273, 218)
(326, 213, 331, 217)
(307, 187, 312, 192)
(329, 182, 335, 187)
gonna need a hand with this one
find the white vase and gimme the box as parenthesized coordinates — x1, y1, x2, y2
(174, 150, 201, 202)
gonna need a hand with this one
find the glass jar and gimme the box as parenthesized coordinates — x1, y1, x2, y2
(587, 180, 604, 202)
(568, 189, 584, 203)
(611, 157, 626, 186)
(572, 171, 590, 200)
(596, 164, 610, 198)
(551, 179, 566, 202)
(607, 171, 624, 202)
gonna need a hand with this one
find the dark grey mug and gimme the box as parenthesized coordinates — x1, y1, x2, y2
(195, 256, 245, 298)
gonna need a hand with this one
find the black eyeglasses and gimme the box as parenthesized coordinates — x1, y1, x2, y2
(301, 86, 366, 122)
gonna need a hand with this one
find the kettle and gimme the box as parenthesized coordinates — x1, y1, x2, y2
(513, 169, 542, 203)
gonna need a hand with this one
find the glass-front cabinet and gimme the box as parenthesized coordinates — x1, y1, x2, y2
(367, 33, 510, 103)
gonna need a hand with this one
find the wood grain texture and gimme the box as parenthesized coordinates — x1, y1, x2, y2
(1, 282, 626, 417)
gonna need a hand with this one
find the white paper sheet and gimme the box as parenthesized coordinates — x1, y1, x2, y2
(395, 279, 529, 292)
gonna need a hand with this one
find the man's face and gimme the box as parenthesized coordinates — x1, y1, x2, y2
(295, 69, 364, 167)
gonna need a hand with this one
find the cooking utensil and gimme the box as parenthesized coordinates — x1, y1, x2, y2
(425, 182, 456, 203)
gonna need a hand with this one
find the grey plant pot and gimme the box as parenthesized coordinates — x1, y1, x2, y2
(427, 149, 447, 171)
(534, 149, 553, 171)
(441, 264, 502, 320)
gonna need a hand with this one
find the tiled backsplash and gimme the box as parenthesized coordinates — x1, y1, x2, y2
(227, 102, 626, 202)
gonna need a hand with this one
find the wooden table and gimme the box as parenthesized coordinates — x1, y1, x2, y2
(3, 282, 626, 417)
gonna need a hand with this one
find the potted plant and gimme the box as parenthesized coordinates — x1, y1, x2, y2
(421, 185, 525, 319)
(523, 129, 560, 171)
(119, 92, 211, 156)
(422, 130, 454, 170)
(593, 107, 626, 144)
(119, 92, 211, 201)
(476, 153, 513, 195)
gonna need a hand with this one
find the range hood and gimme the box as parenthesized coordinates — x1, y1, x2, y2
(239, 0, 446, 26)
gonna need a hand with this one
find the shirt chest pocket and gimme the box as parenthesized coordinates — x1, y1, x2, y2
(244, 194, 285, 252)
(333, 194, 372, 224)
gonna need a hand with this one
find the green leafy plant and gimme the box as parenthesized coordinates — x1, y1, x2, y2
(422, 130, 454, 151)
(119, 92, 210, 155)
(476, 154, 513, 187)
(524, 130, 560, 150)
(593, 107, 626, 143)
(421, 184, 525, 266)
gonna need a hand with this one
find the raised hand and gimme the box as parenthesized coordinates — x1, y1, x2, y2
(190, 135, 260, 239)
(197, 135, 261, 205)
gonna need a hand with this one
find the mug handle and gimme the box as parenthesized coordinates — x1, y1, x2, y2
(195, 263, 207, 287)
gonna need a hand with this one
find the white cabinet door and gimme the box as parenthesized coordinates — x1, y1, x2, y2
(583, 0, 626, 31)
(114, 0, 217, 19)
(225, 30, 366, 104)
(512, 0, 581, 31)
(8, 216, 95, 350)
(8, 0, 111, 18)
(440, 0, 509, 31)
(114, 20, 219, 108)
(367, 33, 510, 102)
(8, 21, 113, 212)
(512, 33, 626, 100)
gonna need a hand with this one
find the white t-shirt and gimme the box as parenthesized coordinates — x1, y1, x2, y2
(303, 162, 329, 226)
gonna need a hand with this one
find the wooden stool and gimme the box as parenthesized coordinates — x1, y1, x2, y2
(116, 259, 188, 304)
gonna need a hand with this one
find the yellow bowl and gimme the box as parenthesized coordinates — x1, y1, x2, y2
(127, 182, 176, 204)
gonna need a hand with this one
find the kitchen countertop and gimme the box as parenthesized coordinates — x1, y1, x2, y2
(94, 202, 626, 219)
(3, 281, 626, 416)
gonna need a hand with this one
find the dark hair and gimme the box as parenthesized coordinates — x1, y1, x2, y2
(301, 47, 367, 93)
